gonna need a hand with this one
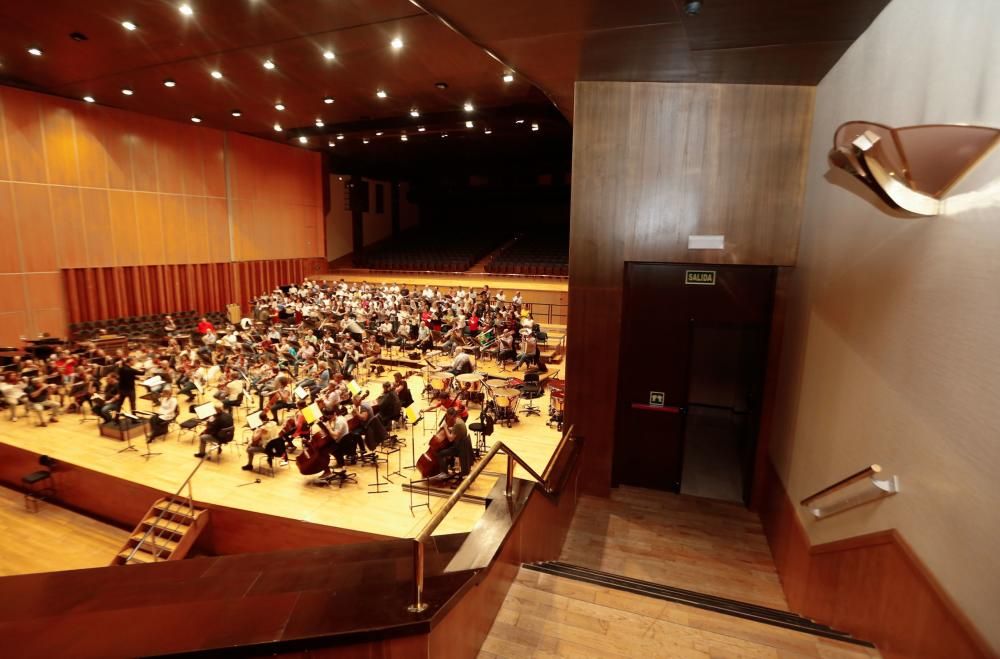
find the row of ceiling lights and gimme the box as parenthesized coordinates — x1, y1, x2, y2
(291, 120, 540, 146)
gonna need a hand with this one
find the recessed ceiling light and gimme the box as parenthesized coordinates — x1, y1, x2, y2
(531, 123, 539, 132)
(121, 20, 138, 31)
(274, 103, 285, 111)
(410, 108, 420, 118)
(298, 136, 308, 144)
(363, 138, 370, 144)
(262, 59, 276, 70)
(441, 133, 448, 138)
(83, 95, 95, 103)
(323, 50, 336, 60)
(376, 89, 387, 99)
(191, 116, 202, 123)
(418, 126, 426, 132)
(463, 102, 474, 112)
(323, 97, 335, 104)
(375, 131, 383, 136)
(400, 135, 408, 142)
(315, 118, 324, 127)
(465, 121, 473, 128)
(435, 82, 448, 90)
(336, 134, 344, 140)
(273, 123, 282, 132)
(210, 70, 223, 79)
(503, 73, 514, 83)
(178, 4, 194, 17)
(391, 37, 404, 50)
(484, 129, 492, 135)
(515, 119, 525, 124)
(163, 78, 177, 87)
(231, 109, 242, 117)
(121, 88, 134, 96)
(27, 47, 43, 57)
(70, 32, 88, 42)
(328, 141, 335, 147)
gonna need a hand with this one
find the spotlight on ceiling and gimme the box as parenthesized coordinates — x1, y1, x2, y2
(328, 141, 335, 147)
(262, 59, 276, 70)
(83, 95, 96, 103)
(323, 50, 336, 60)
(531, 123, 539, 132)
(683, 0, 702, 16)
(121, 20, 138, 31)
(315, 118, 324, 127)
(503, 73, 514, 83)
(463, 102, 474, 112)
(298, 136, 308, 144)
(441, 133, 448, 138)
(70, 32, 88, 41)
(323, 97, 335, 104)
(465, 120, 474, 128)
(178, 4, 194, 17)
(121, 88, 134, 96)
(391, 37, 404, 50)
(515, 119, 525, 124)
(435, 82, 448, 90)
(375, 132, 383, 136)
(401, 135, 408, 142)
(363, 138, 370, 144)
(27, 47, 43, 56)
(410, 108, 420, 118)
(418, 127, 426, 132)
(484, 129, 492, 135)
(336, 134, 344, 140)
(191, 116, 202, 123)
(210, 70, 223, 79)
(376, 89, 388, 99)
(273, 123, 282, 132)
(231, 109, 242, 117)
(163, 78, 177, 87)
(274, 103, 285, 111)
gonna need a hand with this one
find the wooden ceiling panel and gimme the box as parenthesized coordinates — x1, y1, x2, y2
(690, 42, 855, 86)
(675, 0, 892, 52)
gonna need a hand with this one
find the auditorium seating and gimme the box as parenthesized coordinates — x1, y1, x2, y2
(360, 229, 508, 272)
(68, 310, 228, 342)
(486, 232, 568, 276)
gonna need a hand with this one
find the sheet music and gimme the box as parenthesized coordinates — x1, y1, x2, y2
(142, 375, 164, 388)
(247, 410, 264, 430)
(294, 385, 308, 400)
(302, 402, 322, 424)
(347, 380, 362, 396)
(194, 402, 216, 420)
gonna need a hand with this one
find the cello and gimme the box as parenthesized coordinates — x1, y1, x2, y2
(416, 423, 451, 478)
(296, 419, 334, 475)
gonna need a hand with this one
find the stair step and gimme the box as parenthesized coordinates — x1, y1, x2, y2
(118, 546, 166, 564)
(130, 532, 179, 553)
(154, 500, 202, 519)
(525, 561, 875, 648)
(142, 516, 192, 534)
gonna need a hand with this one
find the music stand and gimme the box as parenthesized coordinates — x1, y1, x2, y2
(134, 410, 162, 461)
(367, 454, 391, 494)
(116, 411, 140, 454)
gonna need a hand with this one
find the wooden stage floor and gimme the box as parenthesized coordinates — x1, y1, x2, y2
(0, 355, 565, 543)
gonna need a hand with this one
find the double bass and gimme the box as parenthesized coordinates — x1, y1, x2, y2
(296, 419, 334, 475)
(416, 423, 451, 478)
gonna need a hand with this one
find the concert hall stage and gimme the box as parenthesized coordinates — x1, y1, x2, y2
(0, 369, 564, 556)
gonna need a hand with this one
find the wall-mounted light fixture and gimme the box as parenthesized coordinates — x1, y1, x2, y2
(800, 464, 899, 520)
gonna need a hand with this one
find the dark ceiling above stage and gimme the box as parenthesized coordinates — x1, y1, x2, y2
(0, 0, 890, 157)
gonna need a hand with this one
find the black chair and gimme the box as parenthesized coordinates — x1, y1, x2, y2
(468, 413, 495, 459)
(520, 372, 543, 417)
(206, 426, 236, 461)
(22, 455, 57, 512)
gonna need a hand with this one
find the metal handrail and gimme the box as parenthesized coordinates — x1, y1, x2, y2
(800, 464, 881, 506)
(125, 458, 206, 563)
(407, 425, 576, 612)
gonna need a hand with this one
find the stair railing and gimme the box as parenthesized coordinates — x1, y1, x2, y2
(800, 464, 899, 519)
(125, 458, 206, 563)
(407, 425, 577, 613)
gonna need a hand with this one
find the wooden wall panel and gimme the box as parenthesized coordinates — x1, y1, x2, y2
(49, 186, 87, 269)
(566, 81, 813, 495)
(760, 462, 994, 659)
(0, 183, 20, 274)
(0, 84, 323, 337)
(12, 183, 57, 273)
(0, 274, 26, 313)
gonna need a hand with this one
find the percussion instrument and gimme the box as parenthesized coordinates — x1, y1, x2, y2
(456, 372, 484, 404)
(492, 387, 521, 426)
(549, 390, 565, 431)
(430, 371, 453, 395)
(485, 378, 509, 389)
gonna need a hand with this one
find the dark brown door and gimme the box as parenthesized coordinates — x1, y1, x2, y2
(613, 263, 776, 495)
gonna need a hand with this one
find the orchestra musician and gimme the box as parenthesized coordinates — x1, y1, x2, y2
(449, 348, 475, 376)
(429, 408, 472, 480)
(96, 373, 123, 423)
(27, 376, 60, 427)
(117, 356, 141, 413)
(375, 380, 401, 428)
(1, 372, 27, 421)
(422, 390, 468, 422)
(242, 410, 286, 471)
(193, 403, 234, 458)
(148, 388, 177, 441)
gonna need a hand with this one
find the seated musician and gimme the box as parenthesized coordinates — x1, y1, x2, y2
(67, 369, 95, 413)
(393, 372, 414, 408)
(215, 370, 244, 410)
(497, 328, 516, 363)
(96, 373, 123, 423)
(163, 315, 177, 334)
(515, 334, 538, 370)
(449, 348, 475, 376)
(422, 390, 469, 421)
(430, 408, 473, 480)
(376, 381, 402, 428)
(196, 317, 215, 336)
(148, 388, 178, 441)
(242, 411, 287, 471)
(441, 326, 464, 356)
(416, 324, 433, 352)
(27, 377, 61, 427)
(194, 403, 234, 458)
(325, 408, 354, 475)
(280, 401, 312, 452)
(0, 372, 27, 421)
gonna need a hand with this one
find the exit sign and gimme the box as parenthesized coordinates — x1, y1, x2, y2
(685, 270, 716, 286)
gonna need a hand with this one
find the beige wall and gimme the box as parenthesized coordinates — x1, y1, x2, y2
(769, 0, 1000, 648)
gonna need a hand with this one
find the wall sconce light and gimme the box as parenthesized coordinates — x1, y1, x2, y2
(800, 464, 899, 520)
(829, 121, 999, 216)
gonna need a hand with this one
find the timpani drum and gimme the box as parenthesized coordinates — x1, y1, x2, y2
(456, 372, 484, 404)
(430, 371, 454, 396)
(485, 378, 509, 389)
(494, 387, 521, 427)
(549, 390, 565, 431)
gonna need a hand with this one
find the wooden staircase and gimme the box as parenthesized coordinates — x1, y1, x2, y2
(112, 496, 209, 565)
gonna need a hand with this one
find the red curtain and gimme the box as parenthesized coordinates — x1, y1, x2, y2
(63, 258, 328, 323)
